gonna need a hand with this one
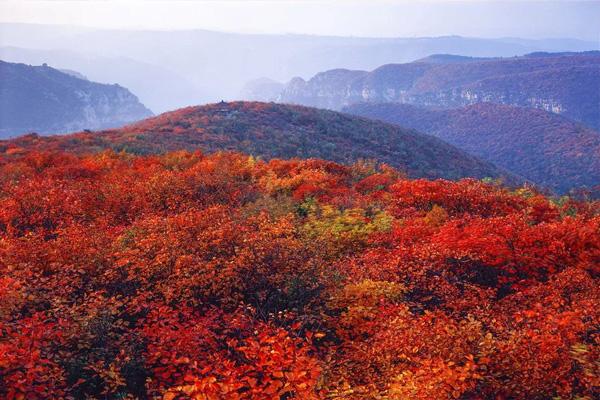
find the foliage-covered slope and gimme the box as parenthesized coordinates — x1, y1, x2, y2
(276, 52, 600, 129)
(0, 149, 598, 399)
(0, 60, 153, 138)
(0, 101, 512, 182)
(344, 102, 600, 194)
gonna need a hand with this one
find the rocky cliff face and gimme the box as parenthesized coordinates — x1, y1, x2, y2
(0, 60, 153, 138)
(275, 52, 600, 130)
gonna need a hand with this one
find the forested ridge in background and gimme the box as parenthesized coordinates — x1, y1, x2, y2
(0, 147, 598, 399)
(345, 102, 600, 194)
(0, 60, 152, 138)
(0, 101, 514, 183)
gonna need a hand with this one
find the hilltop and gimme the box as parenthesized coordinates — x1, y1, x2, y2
(0, 101, 513, 182)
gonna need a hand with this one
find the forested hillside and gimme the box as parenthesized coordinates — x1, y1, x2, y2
(345, 102, 600, 194)
(0, 101, 511, 182)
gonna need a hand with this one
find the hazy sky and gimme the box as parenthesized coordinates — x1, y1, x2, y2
(0, 0, 599, 41)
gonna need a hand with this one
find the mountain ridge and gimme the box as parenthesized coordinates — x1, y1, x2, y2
(0, 101, 517, 183)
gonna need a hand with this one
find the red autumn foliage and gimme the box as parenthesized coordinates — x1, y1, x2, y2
(0, 149, 598, 399)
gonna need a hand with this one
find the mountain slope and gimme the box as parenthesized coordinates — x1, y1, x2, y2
(344, 102, 600, 193)
(277, 52, 600, 129)
(0, 60, 153, 138)
(0, 101, 514, 182)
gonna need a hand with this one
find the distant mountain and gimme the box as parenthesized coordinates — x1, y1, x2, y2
(0, 46, 200, 113)
(0, 101, 515, 183)
(0, 60, 152, 138)
(1, 23, 598, 111)
(344, 102, 600, 193)
(276, 52, 600, 130)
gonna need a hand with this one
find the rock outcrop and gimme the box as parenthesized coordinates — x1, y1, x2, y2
(0, 60, 153, 138)
(274, 52, 600, 129)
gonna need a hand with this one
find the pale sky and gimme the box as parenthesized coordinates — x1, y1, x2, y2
(0, 0, 599, 40)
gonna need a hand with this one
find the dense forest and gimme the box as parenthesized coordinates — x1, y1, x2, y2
(0, 148, 598, 399)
